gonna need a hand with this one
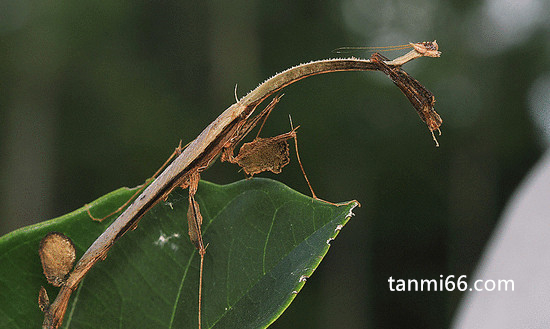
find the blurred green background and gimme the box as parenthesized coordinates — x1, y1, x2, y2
(1, 1, 549, 328)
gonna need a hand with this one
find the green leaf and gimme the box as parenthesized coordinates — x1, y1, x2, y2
(0, 178, 357, 329)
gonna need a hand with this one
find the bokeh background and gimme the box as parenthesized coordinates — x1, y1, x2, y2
(1, 1, 549, 328)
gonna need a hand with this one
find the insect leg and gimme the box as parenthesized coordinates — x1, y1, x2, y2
(86, 141, 191, 222)
(183, 170, 206, 329)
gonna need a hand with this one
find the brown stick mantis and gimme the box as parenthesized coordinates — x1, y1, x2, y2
(40, 41, 442, 329)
